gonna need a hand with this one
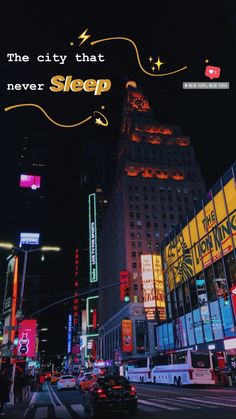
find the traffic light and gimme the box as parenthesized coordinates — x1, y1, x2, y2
(120, 270, 130, 302)
(124, 290, 130, 302)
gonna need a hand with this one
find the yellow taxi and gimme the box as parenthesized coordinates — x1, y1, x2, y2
(79, 374, 96, 392)
(51, 373, 61, 384)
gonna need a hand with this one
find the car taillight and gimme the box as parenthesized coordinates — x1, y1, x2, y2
(71, 379, 76, 382)
(189, 369, 193, 380)
(130, 385, 136, 396)
(97, 388, 107, 399)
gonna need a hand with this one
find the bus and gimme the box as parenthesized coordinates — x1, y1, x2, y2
(151, 349, 215, 386)
(125, 358, 151, 383)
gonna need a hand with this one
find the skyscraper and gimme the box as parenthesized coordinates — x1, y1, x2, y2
(98, 82, 206, 361)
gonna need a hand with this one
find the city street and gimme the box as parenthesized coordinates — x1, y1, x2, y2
(5, 382, 236, 418)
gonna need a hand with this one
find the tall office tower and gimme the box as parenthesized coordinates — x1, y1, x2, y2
(98, 82, 206, 361)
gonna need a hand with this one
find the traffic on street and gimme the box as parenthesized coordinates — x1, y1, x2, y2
(18, 382, 236, 419)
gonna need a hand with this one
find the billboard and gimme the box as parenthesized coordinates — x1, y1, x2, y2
(3, 256, 16, 313)
(17, 319, 37, 358)
(67, 314, 72, 354)
(20, 232, 40, 246)
(141, 254, 166, 321)
(121, 319, 133, 352)
(20, 174, 41, 189)
(89, 193, 98, 283)
(163, 174, 236, 284)
(152, 255, 166, 320)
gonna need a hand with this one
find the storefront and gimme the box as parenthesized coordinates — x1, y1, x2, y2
(157, 162, 236, 385)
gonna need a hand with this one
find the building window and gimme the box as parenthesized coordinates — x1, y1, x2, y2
(144, 195, 148, 200)
(131, 232, 135, 238)
(133, 284, 138, 291)
(135, 185, 139, 191)
(136, 212, 140, 218)
(154, 222, 158, 228)
(129, 203, 133, 209)
(129, 212, 134, 218)
(189, 277, 198, 309)
(170, 214, 174, 220)
(130, 221, 134, 228)
(134, 296, 139, 303)
(205, 266, 217, 301)
(132, 251, 136, 258)
(138, 242, 142, 248)
(132, 262, 137, 269)
(129, 185, 133, 191)
(137, 232, 142, 239)
(146, 232, 151, 238)
(137, 220, 142, 226)
(146, 221, 151, 228)
(224, 252, 236, 287)
(162, 214, 166, 219)
(145, 204, 149, 209)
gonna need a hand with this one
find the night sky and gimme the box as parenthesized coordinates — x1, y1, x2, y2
(1, 1, 236, 360)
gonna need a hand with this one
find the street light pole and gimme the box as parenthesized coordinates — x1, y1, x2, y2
(3, 244, 61, 405)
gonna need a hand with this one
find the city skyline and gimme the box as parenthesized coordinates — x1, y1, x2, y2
(1, 0, 236, 378)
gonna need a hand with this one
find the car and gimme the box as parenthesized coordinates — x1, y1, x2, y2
(79, 374, 96, 392)
(51, 373, 61, 384)
(82, 375, 137, 417)
(76, 371, 93, 386)
(57, 375, 77, 391)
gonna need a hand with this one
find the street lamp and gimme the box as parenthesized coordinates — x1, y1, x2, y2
(0, 241, 61, 404)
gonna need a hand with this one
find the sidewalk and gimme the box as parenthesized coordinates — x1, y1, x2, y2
(3, 391, 34, 419)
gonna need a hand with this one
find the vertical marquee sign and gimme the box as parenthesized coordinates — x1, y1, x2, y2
(73, 248, 79, 331)
(67, 314, 72, 354)
(89, 193, 98, 283)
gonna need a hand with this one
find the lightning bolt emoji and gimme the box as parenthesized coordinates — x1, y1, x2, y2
(78, 28, 91, 46)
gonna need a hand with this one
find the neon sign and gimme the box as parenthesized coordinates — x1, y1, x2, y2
(89, 193, 98, 283)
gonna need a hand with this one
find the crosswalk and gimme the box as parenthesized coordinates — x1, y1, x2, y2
(24, 395, 236, 417)
(138, 395, 236, 412)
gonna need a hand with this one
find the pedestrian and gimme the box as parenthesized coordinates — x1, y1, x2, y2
(0, 370, 11, 416)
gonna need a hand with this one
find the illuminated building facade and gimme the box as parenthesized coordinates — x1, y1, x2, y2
(158, 162, 236, 361)
(98, 82, 206, 360)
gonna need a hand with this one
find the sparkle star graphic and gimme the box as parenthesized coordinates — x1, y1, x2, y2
(95, 118, 102, 125)
(155, 56, 165, 71)
(149, 56, 153, 62)
(151, 65, 156, 72)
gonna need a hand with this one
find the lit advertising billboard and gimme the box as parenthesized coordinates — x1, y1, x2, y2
(121, 319, 133, 352)
(163, 175, 236, 285)
(152, 255, 166, 320)
(89, 193, 98, 283)
(20, 232, 40, 246)
(17, 319, 37, 358)
(3, 256, 18, 315)
(67, 314, 72, 354)
(20, 174, 41, 189)
(141, 255, 156, 320)
(141, 254, 166, 321)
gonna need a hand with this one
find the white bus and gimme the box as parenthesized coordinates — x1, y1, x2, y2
(125, 358, 151, 383)
(151, 349, 215, 386)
